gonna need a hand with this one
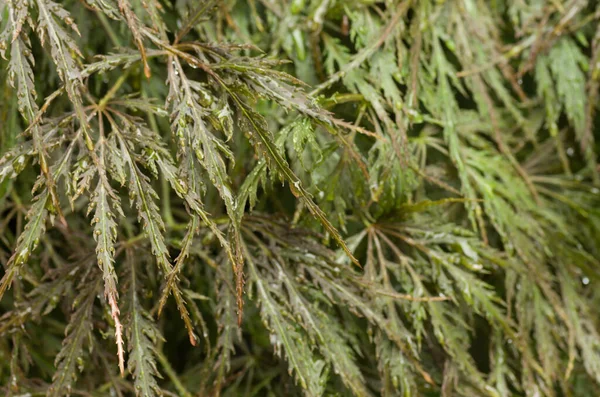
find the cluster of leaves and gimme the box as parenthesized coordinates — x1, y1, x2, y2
(0, 0, 599, 396)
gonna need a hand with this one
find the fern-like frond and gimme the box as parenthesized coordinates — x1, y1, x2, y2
(48, 279, 99, 397)
(125, 250, 163, 397)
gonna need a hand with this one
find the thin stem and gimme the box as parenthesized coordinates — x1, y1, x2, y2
(96, 11, 122, 48)
(98, 71, 130, 111)
(155, 349, 194, 397)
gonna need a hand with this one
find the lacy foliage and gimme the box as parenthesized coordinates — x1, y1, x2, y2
(0, 0, 599, 396)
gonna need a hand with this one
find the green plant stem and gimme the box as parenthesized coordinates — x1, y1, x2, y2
(98, 72, 130, 110)
(155, 349, 193, 397)
(96, 11, 122, 48)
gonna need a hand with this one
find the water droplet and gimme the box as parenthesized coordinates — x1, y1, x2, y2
(582, 277, 590, 286)
(17, 248, 29, 264)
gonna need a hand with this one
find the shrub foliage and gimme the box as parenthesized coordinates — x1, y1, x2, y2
(1, 0, 599, 396)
